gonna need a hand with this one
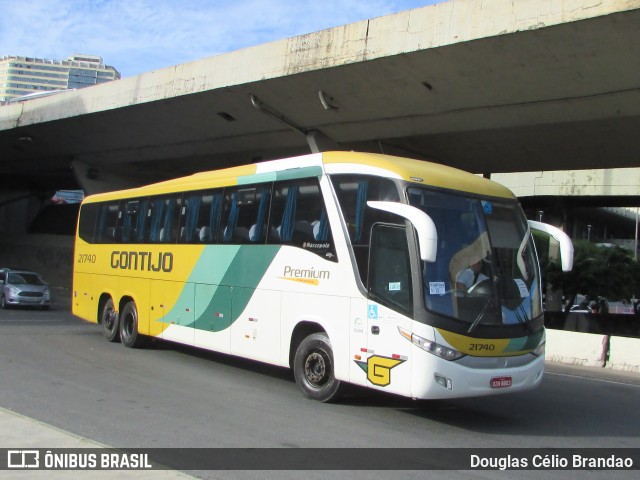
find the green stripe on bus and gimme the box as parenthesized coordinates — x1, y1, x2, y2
(275, 166, 323, 181)
(504, 330, 544, 353)
(198, 245, 281, 331)
(162, 245, 281, 332)
(237, 172, 277, 185)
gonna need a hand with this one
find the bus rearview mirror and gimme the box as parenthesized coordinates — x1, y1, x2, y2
(367, 201, 438, 262)
(528, 220, 574, 272)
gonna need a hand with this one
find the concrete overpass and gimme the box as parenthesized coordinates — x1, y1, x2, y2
(1, 0, 639, 229)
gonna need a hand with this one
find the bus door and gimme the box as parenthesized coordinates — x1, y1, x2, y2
(362, 223, 413, 394)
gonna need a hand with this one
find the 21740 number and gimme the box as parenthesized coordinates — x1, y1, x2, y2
(77, 254, 96, 263)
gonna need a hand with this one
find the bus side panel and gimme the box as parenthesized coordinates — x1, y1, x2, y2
(149, 279, 194, 341)
(281, 291, 351, 381)
(100, 274, 119, 315)
(348, 297, 369, 386)
(120, 276, 151, 336)
(169, 281, 195, 344)
(194, 283, 231, 354)
(72, 271, 97, 323)
(231, 287, 281, 364)
(364, 303, 413, 397)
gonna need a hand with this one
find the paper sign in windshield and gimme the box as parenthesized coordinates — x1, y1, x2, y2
(429, 282, 446, 295)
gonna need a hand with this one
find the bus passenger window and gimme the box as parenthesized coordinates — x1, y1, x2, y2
(147, 196, 181, 243)
(221, 186, 271, 244)
(121, 199, 148, 243)
(182, 194, 202, 243)
(198, 192, 223, 243)
(78, 203, 100, 243)
(269, 178, 337, 260)
(96, 202, 120, 243)
(330, 174, 400, 283)
(163, 197, 182, 242)
(330, 174, 400, 246)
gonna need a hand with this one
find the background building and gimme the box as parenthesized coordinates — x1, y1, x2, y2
(0, 54, 120, 102)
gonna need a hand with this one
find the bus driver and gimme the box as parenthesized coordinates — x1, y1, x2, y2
(456, 258, 488, 293)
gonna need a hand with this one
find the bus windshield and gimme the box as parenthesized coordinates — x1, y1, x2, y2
(408, 187, 542, 330)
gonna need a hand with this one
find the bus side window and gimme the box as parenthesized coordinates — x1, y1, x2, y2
(96, 202, 120, 243)
(330, 174, 400, 245)
(78, 203, 100, 243)
(181, 194, 202, 243)
(221, 185, 271, 244)
(269, 178, 337, 260)
(270, 180, 316, 244)
(147, 195, 181, 243)
(147, 198, 164, 242)
(185, 190, 223, 244)
(330, 174, 400, 283)
(368, 224, 413, 315)
(163, 196, 182, 243)
(121, 199, 148, 243)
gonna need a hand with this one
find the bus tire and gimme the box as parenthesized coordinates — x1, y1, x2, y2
(101, 297, 119, 342)
(293, 332, 344, 403)
(119, 300, 144, 348)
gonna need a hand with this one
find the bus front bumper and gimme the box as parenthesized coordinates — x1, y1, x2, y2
(411, 354, 545, 400)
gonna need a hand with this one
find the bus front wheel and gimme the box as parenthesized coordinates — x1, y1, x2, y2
(119, 301, 144, 348)
(101, 298, 119, 342)
(293, 332, 343, 403)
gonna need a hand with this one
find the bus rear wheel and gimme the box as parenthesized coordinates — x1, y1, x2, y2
(293, 332, 344, 403)
(101, 298, 119, 342)
(119, 301, 144, 348)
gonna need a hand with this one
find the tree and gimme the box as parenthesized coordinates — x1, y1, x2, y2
(542, 240, 640, 311)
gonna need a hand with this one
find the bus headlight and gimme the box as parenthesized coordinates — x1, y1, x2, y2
(398, 327, 465, 361)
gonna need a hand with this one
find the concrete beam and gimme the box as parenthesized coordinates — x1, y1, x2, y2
(3, 0, 639, 129)
(492, 168, 640, 198)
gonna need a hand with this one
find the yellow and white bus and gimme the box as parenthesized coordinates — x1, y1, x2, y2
(72, 151, 573, 402)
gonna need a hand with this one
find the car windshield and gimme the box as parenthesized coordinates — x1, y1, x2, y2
(8, 272, 44, 285)
(408, 187, 541, 329)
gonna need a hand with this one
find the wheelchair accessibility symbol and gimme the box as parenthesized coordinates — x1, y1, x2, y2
(368, 304, 378, 320)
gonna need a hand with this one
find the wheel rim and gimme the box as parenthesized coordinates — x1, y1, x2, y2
(103, 308, 116, 331)
(304, 350, 329, 387)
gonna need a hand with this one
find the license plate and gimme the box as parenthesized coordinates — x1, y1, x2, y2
(491, 376, 512, 388)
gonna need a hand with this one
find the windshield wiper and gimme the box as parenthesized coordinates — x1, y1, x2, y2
(513, 303, 534, 332)
(467, 295, 493, 334)
(467, 253, 499, 334)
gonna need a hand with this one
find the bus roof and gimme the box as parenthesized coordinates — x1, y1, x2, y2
(83, 151, 514, 203)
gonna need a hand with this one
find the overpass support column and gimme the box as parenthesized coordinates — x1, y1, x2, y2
(306, 129, 339, 153)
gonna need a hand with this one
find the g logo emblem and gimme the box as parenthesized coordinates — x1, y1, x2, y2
(355, 355, 405, 387)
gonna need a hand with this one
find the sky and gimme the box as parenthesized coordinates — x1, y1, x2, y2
(1, 0, 442, 78)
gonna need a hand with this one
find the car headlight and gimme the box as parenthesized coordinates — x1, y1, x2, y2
(7, 286, 20, 296)
(398, 327, 465, 361)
